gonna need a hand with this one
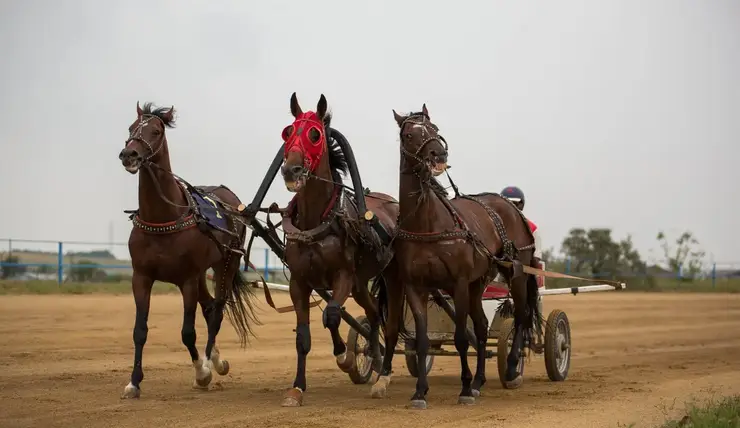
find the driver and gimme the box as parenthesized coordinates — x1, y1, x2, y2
(500, 186, 542, 265)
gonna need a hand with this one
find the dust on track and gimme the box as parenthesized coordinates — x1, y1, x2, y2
(1, 292, 739, 428)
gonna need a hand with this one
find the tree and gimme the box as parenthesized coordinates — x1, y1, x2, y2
(1, 254, 27, 279)
(656, 230, 705, 280)
(68, 259, 105, 282)
(560, 228, 646, 277)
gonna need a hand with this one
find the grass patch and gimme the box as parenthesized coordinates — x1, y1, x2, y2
(0, 280, 179, 295)
(656, 395, 740, 428)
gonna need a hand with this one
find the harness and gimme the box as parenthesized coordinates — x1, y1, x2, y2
(394, 112, 535, 275)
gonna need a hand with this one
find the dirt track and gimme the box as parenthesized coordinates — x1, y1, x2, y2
(1, 292, 739, 428)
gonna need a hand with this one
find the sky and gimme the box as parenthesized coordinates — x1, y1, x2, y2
(0, 0, 738, 268)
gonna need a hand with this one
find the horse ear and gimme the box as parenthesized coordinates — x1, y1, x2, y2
(290, 92, 302, 118)
(136, 101, 143, 117)
(316, 94, 328, 120)
(422, 103, 429, 118)
(162, 106, 175, 122)
(393, 109, 406, 127)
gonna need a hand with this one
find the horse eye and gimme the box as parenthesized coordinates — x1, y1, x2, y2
(282, 125, 294, 140)
(308, 128, 321, 143)
(405, 133, 412, 139)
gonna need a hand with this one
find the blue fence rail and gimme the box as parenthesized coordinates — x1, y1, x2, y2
(0, 238, 285, 285)
(2, 238, 738, 287)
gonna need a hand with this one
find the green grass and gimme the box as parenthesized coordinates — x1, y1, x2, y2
(546, 276, 740, 294)
(652, 395, 740, 428)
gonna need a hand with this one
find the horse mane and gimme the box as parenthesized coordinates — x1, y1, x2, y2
(322, 110, 349, 181)
(141, 102, 177, 128)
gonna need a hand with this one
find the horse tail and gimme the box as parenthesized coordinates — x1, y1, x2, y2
(224, 269, 262, 348)
(374, 273, 413, 342)
(526, 257, 542, 334)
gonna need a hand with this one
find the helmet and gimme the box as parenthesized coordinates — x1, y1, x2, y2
(501, 186, 525, 210)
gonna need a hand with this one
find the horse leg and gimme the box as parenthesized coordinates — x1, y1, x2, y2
(505, 272, 528, 389)
(469, 280, 488, 398)
(371, 273, 403, 399)
(452, 281, 475, 405)
(121, 272, 154, 399)
(405, 287, 430, 409)
(326, 269, 354, 373)
(352, 274, 383, 374)
(282, 279, 312, 407)
(181, 276, 212, 389)
(197, 272, 229, 377)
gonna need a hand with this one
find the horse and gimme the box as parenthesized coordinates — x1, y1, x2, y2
(277, 93, 399, 407)
(371, 105, 540, 409)
(118, 102, 260, 399)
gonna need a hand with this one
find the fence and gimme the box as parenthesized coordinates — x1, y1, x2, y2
(2, 237, 737, 288)
(0, 238, 286, 285)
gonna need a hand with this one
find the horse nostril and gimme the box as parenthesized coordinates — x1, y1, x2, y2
(290, 165, 303, 175)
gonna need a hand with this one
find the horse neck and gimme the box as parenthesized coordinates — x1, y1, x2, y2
(398, 170, 457, 233)
(295, 158, 335, 230)
(137, 143, 188, 223)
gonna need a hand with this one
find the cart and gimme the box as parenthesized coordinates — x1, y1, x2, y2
(391, 262, 626, 387)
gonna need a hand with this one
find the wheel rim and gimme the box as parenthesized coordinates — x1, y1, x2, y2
(555, 317, 570, 374)
(354, 326, 373, 378)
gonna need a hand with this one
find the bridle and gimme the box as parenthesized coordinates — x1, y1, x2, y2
(398, 112, 448, 173)
(124, 114, 166, 163)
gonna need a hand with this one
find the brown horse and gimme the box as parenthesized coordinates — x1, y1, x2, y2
(371, 105, 540, 409)
(118, 102, 260, 399)
(278, 93, 399, 407)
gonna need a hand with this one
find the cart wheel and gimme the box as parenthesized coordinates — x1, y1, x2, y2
(544, 309, 571, 382)
(497, 317, 526, 389)
(346, 315, 375, 384)
(404, 340, 435, 378)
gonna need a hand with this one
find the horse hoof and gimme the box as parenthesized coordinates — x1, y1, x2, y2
(370, 375, 391, 399)
(194, 371, 213, 389)
(505, 375, 523, 390)
(216, 360, 230, 376)
(121, 382, 140, 399)
(409, 399, 428, 410)
(472, 389, 481, 398)
(458, 395, 476, 405)
(281, 388, 304, 407)
(336, 351, 356, 374)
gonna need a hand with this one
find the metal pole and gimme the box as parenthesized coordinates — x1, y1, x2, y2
(711, 263, 716, 288)
(8, 238, 12, 258)
(264, 248, 269, 282)
(57, 242, 63, 286)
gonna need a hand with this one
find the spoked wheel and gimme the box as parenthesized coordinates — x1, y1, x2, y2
(497, 317, 526, 389)
(404, 340, 436, 378)
(544, 309, 571, 382)
(345, 315, 380, 384)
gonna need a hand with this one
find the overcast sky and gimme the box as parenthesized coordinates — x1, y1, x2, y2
(0, 0, 737, 267)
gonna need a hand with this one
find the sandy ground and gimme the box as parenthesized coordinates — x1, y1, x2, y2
(1, 291, 739, 428)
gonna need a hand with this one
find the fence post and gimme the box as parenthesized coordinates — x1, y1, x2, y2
(8, 238, 12, 257)
(263, 248, 269, 282)
(57, 241, 63, 286)
(711, 263, 716, 288)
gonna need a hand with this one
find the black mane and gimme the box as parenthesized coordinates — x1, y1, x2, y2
(141, 102, 176, 128)
(322, 111, 349, 181)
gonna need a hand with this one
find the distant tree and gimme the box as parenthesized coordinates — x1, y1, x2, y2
(656, 230, 705, 280)
(560, 228, 646, 277)
(68, 259, 104, 282)
(34, 264, 55, 275)
(1, 254, 27, 279)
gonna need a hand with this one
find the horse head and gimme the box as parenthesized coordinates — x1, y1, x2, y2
(119, 101, 176, 174)
(280, 92, 333, 192)
(393, 104, 449, 178)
